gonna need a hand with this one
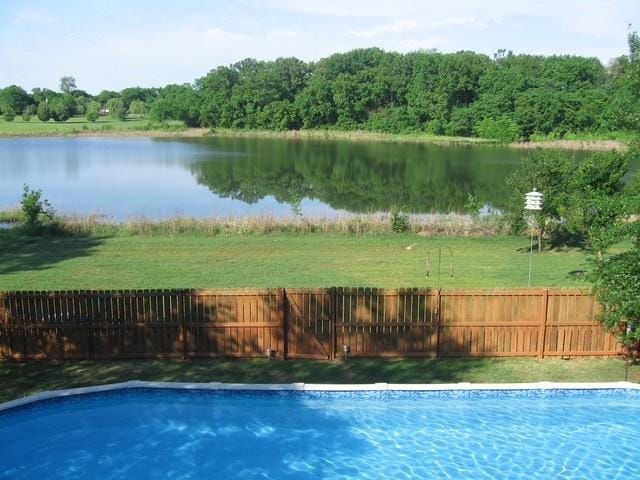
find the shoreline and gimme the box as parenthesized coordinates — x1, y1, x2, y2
(0, 127, 628, 151)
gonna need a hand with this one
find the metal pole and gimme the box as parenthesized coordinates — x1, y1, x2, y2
(528, 227, 534, 287)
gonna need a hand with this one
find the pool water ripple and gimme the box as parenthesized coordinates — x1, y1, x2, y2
(1, 388, 639, 479)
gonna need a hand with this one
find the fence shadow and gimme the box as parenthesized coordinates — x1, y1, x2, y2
(0, 288, 621, 361)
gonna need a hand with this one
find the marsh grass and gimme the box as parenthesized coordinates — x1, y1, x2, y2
(0, 207, 23, 223)
(50, 212, 505, 237)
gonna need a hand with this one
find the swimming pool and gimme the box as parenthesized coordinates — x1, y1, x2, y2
(1, 383, 639, 479)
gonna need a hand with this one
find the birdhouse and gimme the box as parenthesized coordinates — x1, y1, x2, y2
(525, 189, 543, 211)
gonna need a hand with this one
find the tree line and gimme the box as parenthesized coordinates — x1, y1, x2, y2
(0, 31, 638, 140)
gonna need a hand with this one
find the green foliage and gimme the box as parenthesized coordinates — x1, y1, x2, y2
(475, 117, 521, 142)
(504, 151, 575, 239)
(2, 32, 640, 138)
(505, 148, 636, 257)
(128, 100, 147, 117)
(561, 151, 632, 259)
(464, 193, 483, 217)
(107, 98, 127, 121)
(0, 85, 31, 115)
(86, 101, 100, 122)
(36, 101, 50, 122)
(149, 84, 200, 127)
(20, 184, 54, 226)
(390, 207, 410, 233)
(20, 108, 32, 122)
(3, 108, 15, 122)
(59, 76, 76, 94)
(49, 95, 75, 122)
(593, 246, 640, 348)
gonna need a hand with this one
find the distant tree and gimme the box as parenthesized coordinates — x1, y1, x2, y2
(128, 99, 147, 117)
(59, 76, 77, 94)
(148, 84, 200, 126)
(106, 98, 127, 121)
(36, 101, 50, 122)
(49, 95, 75, 122)
(95, 90, 120, 107)
(86, 101, 100, 122)
(21, 108, 32, 122)
(3, 108, 15, 122)
(74, 96, 88, 115)
(0, 85, 31, 116)
(475, 117, 521, 142)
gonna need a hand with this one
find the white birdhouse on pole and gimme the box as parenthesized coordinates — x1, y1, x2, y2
(525, 189, 544, 211)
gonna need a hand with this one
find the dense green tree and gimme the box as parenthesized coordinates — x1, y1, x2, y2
(5, 33, 637, 137)
(120, 87, 158, 109)
(21, 107, 32, 122)
(86, 101, 100, 122)
(475, 117, 521, 142)
(149, 84, 200, 126)
(504, 151, 575, 249)
(49, 95, 75, 122)
(36, 101, 50, 122)
(106, 98, 127, 121)
(128, 99, 147, 117)
(593, 245, 640, 349)
(3, 108, 15, 122)
(0, 85, 31, 115)
(95, 90, 119, 107)
(561, 151, 632, 260)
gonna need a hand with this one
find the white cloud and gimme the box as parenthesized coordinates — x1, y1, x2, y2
(348, 20, 418, 38)
(270, 0, 628, 38)
(203, 28, 248, 40)
(14, 9, 55, 26)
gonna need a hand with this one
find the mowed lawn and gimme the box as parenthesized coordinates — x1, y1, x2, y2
(1, 358, 636, 403)
(0, 233, 594, 291)
(0, 117, 165, 136)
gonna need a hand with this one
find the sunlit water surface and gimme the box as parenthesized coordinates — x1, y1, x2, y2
(1, 389, 639, 479)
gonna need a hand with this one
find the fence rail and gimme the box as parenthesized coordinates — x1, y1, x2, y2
(0, 288, 622, 360)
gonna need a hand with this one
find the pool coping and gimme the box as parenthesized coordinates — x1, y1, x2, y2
(1, 381, 639, 413)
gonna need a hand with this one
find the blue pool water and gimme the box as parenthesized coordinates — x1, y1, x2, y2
(1, 388, 639, 479)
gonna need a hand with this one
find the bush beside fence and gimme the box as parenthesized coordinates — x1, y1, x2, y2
(0, 288, 621, 360)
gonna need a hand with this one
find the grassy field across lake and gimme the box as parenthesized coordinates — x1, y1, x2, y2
(0, 116, 185, 137)
(1, 358, 636, 403)
(0, 231, 598, 291)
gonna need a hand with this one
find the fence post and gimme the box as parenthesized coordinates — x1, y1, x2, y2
(179, 291, 187, 360)
(331, 287, 337, 360)
(434, 288, 441, 359)
(281, 289, 288, 360)
(538, 289, 549, 359)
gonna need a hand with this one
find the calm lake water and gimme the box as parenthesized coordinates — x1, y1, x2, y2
(0, 136, 599, 219)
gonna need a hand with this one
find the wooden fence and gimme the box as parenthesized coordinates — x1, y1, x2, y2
(0, 288, 622, 360)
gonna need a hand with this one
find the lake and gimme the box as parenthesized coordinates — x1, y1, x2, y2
(0, 136, 594, 219)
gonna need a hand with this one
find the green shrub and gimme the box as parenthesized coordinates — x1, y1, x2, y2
(3, 108, 15, 122)
(475, 117, 521, 143)
(390, 207, 410, 233)
(20, 184, 54, 226)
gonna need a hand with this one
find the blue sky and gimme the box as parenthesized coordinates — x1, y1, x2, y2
(1, 0, 639, 93)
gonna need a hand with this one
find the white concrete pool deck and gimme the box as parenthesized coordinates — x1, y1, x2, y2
(1, 380, 639, 413)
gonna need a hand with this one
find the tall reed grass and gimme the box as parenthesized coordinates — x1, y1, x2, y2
(36, 212, 505, 237)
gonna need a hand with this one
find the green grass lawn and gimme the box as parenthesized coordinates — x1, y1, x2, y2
(0, 116, 183, 136)
(0, 232, 596, 291)
(1, 358, 635, 403)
